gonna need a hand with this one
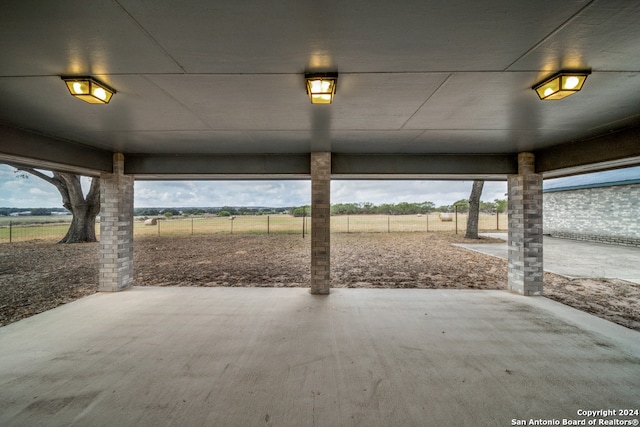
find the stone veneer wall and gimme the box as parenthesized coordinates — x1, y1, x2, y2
(99, 154, 134, 291)
(543, 183, 640, 247)
(508, 172, 544, 296)
(310, 152, 331, 295)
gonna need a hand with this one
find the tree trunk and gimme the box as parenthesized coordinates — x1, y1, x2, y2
(58, 173, 100, 243)
(13, 167, 100, 243)
(465, 180, 484, 239)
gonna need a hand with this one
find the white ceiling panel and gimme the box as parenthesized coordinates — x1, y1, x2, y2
(327, 130, 424, 153)
(404, 72, 539, 130)
(408, 129, 581, 154)
(0, 75, 209, 134)
(118, 0, 589, 73)
(330, 73, 449, 130)
(509, 0, 640, 72)
(59, 130, 256, 154)
(0, 0, 182, 76)
(146, 74, 312, 131)
(405, 71, 640, 137)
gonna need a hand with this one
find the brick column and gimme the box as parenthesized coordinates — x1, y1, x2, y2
(99, 153, 134, 292)
(507, 152, 543, 295)
(311, 152, 331, 295)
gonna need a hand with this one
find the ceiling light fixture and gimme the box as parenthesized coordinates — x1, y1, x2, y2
(532, 70, 590, 100)
(61, 76, 116, 104)
(305, 72, 338, 104)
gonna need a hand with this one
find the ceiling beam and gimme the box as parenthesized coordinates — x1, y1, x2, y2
(126, 153, 518, 180)
(0, 124, 112, 176)
(535, 126, 640, 178)
(332, 154, 517, 180)
(125, 154, 311, 179)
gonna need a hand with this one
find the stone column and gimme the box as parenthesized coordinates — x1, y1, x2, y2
(99, 153, 134, 292)
(507, 152, 543, 295)
(311, 152, 331, 295)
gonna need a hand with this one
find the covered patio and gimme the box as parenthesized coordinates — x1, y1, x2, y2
(1, 0, 639, 296)
(1, 1, 640, 425)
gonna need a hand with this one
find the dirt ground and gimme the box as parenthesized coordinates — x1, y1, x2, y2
(1, 233, 639, 331)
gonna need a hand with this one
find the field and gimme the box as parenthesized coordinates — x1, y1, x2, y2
(0, 213, 507, 242)
(1, 233, 638, 332)
(0, 215, 75, 242)
(0, 215, 75, 225)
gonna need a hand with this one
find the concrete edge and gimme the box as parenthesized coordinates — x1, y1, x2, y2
(452, 243, 507, 261)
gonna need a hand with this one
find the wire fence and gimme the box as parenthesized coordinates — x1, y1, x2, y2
(0, 212, 506, 243)
(134, 215, 307, 237)
(0, 221, 75, 243)
(330, 213, 505, 233)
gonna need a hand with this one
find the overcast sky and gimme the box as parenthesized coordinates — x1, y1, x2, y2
(0, 164, 508, 209)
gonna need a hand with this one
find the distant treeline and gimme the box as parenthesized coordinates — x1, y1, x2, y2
(291, 199, 507, 217)
(134, 206, 291, 217)
(2, 199, 507, 218)
(0, 207, 70, 216)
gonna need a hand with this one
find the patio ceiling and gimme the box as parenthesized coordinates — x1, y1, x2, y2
(0, 0, 639, 179)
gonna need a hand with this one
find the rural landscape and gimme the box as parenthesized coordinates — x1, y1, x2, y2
(0, 211, 507, 242)
(0, 212, 638, 331)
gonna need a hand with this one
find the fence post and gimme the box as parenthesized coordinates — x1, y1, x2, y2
(267, 215, 270, 235)
(191, 218, 194, 235)
(496, 211, 499, 230)
(9, 220, 12, 243)
(302, 210, 305, 238)
(157, 220, 160, 237)
(426, 213, 429, 232)
(387, 215, 390, 233)
(347, 215, 350, 233)
(455, 205, 458, 235)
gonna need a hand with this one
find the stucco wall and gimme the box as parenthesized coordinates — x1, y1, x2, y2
(543, 183, 640, 247)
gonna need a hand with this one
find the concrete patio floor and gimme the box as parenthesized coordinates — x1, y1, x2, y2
(1, 287, 639, 427)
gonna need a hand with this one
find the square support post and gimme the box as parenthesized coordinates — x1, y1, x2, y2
(507, 152, 543, 295)
(99, 153, 134, 292)
(311, 152, 331, 295)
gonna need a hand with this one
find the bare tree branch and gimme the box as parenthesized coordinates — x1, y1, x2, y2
(12, 166, 57, 186)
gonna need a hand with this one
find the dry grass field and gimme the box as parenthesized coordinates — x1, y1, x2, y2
(1, 233, 638, 331)
(0, 213, 507, 242)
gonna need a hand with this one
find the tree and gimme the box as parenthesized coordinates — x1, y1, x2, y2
(494, 198, 508, 214)
(161, 208, 180, 216)
(452, 199, 470, 213)
(419, 201, 435, 213)
(31, 208, 52, 216)
(135, 208, 160, 216)
(465, 180, 484, 239)
(14, 168, 100, 243)
(290, 206, 309, 217)
(479, 201, 496, 213)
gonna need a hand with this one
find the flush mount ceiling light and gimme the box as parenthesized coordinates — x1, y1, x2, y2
(532, 70, 590, 100)
(305, 72, 338, 104)
(61, 76, 116, 104)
